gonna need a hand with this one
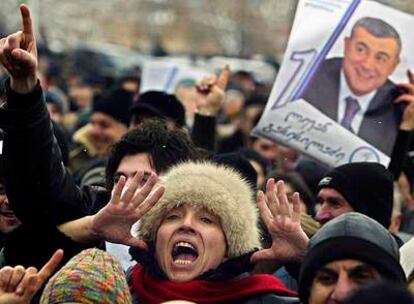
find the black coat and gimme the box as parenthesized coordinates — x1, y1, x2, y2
(0, 82, 106, 269)
(302, 57, 403, 155)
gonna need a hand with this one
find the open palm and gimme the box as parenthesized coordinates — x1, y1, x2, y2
(251, 179, 309, 264)
(92, 171, 164, 249)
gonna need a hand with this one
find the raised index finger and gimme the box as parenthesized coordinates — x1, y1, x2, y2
(37, 249, 64, 283)
(20, 4, 34, 36)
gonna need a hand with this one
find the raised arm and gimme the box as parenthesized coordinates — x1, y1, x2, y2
(191, 66, 229, 152)
(0, 5, 100, 226)
(388, 70, 414, 178)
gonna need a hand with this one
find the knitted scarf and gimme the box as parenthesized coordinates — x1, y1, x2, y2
(130, 264, 297, 303)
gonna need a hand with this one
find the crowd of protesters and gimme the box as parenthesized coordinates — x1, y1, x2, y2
(1, 4, 414, 304)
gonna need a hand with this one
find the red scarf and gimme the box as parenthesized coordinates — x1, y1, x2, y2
(130, 264, 297, 303)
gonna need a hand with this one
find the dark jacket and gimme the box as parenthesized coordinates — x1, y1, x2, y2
(0, 81, 218, 269)
(0, 81, 106, 269)
(302, 57, 403, 156)
(0, 82, 108, 226)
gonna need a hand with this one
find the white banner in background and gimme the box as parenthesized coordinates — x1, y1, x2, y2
(140, 60, 209, 94)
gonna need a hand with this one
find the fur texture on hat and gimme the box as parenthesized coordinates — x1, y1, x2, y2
(137, 161, 261, 258)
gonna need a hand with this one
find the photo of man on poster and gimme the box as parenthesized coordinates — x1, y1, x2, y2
(302, 17, 403, 155)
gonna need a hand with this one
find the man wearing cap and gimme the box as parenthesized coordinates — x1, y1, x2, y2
(298, 213, 406, 304)
(130, 67, 230, 153)
(315, 162, 394, 229)
(252, 179, 405, 303)
(70, 88, 134, 173)
(129, 91, 186, 129)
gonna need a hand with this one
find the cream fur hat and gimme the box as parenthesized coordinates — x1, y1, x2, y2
(137, 161, 261, 258)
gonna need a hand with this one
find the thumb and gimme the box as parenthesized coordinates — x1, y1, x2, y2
(217, 65, 230, 91)
(408, 69, 414, 84)
(250, 249, 276, 263)
(11, 48, 34, 65)
(125, 237, 149, 251)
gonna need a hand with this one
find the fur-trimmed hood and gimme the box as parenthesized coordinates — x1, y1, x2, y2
(137, 161, 261, 258)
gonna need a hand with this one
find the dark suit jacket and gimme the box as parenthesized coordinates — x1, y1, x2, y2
(301, 57, 402, 156)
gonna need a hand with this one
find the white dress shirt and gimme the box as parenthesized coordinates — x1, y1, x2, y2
(337, 71, 376, 133)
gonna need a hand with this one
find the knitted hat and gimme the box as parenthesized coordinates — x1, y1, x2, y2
(137, 161, 261, 258)
(317, 162, 393, 228)
(40, 248, 132, 304)
(298, 213, 405, 304)
(92, 89, 134, 126)
(130, 91, 185, 127)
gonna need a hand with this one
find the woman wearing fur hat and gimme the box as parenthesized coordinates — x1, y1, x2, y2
(67, 160, 304, 303)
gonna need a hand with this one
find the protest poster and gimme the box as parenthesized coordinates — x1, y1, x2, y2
(253, 0, 414, 167)
(140, 60, 209, 94)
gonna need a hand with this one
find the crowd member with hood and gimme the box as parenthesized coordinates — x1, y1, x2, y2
(298, 213, 406, 304)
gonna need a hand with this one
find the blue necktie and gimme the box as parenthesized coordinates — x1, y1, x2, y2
(340, 96, 360, 133)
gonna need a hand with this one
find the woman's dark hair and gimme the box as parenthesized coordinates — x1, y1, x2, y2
(267, 170, 316, 217)
(106, 119, 201, 189)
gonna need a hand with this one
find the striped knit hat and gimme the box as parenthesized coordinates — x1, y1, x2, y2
(40, 248, 132, 304)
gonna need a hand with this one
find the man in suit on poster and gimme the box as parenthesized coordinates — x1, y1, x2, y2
(302, 17, 403, 155)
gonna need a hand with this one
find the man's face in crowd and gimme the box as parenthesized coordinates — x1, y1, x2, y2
(343, 26, 400, 96)
(252, 138, 278, 163)
(309, 259, 381, 304)
(316, 188, 354, 225)
(90, 112, 128, 156)
(114, 152, 155, 185)
(0, 183, 21, 234)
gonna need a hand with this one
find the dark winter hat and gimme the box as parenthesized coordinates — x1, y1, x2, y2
(213, 152, 257, 189)
(317, 162, 393, 228)
(92, 88, 134, 126)
(130, 91, 185, 127)
(298, 213, 405, 304)
(45, 91, 65, 114)
(238, 148, 268, 175)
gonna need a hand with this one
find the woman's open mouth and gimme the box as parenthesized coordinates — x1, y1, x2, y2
(171, 241, 199, 265)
